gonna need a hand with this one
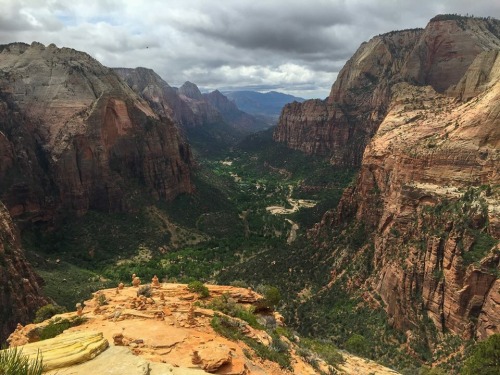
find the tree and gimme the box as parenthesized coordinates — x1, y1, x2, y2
(462, 334, 500, 375)
(345, 333, 369, 357)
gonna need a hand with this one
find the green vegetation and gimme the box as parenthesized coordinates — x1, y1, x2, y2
(461, 334, 500, 375)
(210, 314, 291, 370)
(38, 316, 86, 340)
(299, 338, 344, 370)
(420, 186, 499, 268)
(187, 280, 210, 298)
(256, 285, 281, 310)
(34, 304, 66, 323)
(19, 128, 498, 373)
(345, 334, 369, 357)
(0, 347, 43, 375)
(201, 293, 260, 328)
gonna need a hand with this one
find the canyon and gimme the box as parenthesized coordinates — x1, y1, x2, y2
(0, 14, 499, 374)
(305, 16, 500, 346)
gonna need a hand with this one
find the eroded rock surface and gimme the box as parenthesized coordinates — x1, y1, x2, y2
(273, 16, 500, 167)
(0, 42, 192, 220)
(0, 201, 47, 342)
(8, 283, 399, 374)
(313, 45, 500, 342)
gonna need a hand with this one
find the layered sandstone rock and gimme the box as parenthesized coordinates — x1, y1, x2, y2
(274, 16, 500, 166)
(7, 283, 400, 374)
(0, 42, 192, 219)
(0, 201, 47, 342)
(115, 68, 259, 155)
(316, 52, 499, 342)
(114, 68, 265, 134)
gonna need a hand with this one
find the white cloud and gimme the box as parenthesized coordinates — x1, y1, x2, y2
(0, 0, 499, 99)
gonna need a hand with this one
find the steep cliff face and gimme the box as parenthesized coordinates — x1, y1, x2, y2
(114, 68, 258, 155)
(317, 50, 499, 342)
(0, 201, 47, 342)
(114, 69, 220, 129)
(274, 16, 500, 167)
(0, 42, 192, 220)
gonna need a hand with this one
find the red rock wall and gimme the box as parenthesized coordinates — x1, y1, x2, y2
(0, 201, 47, 343)
(322, 77, 500, 339)
(274, 17, 500, 167)
(0, 43, 192, 220)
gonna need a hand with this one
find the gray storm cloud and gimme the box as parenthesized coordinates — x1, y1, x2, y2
(0, 0, 499, 98)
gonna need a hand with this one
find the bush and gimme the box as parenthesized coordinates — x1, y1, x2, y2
(204, 293, 260, 328)
(419, 366, 447, 375)
(38, 316, 86, 340)
(229, 280, 248, 288)
(462, 334, 500, 375)
(0, 347, 43, 375)
(187, 281, 210, 298)
(137, 285, 152, 297)
(345, 334, 369, 357)
(34, 304, 66, 323)
(256, 285, 281, 310)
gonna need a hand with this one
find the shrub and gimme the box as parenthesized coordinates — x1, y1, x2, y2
(256, 285, 281, 310)
(38, 316, 86, 340)
(34, 304, 66, 323)
(345, 334, 369, 357)
(96, 293, 108, 306)
(137, 285, 152, 297)
(0, 347, 43, 375)
(204, 293, 261, 328)
(229, 280, 248, 288)
(187, 281, 210, 298)
(461, 334, 500, 375)
(419, 366, 447, 375)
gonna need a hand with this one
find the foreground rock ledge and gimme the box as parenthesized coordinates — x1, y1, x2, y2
(8, 283, 401, 374)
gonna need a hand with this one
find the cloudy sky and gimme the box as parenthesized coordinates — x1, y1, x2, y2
(1, 0, 499, 99)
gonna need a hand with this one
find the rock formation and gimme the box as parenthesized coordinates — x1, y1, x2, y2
(313, 17, 500, 343)
(204, 90, 268, 132)
(274, 16, 500, 167)
(114, 68, 263, 132)
(7, 283, 400, 375)
(0, 42, 192, 220)
(0, 201, 47, 342)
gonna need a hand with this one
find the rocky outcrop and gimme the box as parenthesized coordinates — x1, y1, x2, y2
(6, 331, 109, 371)
(0, 42, 192, 220)
(0, 201, 47, 343)
(8, 282, 399, 375)
(315, 49, 499, 342)
(274, 16, 500, 166)
(114, 68, 255, 154)
(114, 68, 266, 133)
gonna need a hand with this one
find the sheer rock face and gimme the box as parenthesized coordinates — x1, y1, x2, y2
(0, 42, 192, 220)
(0, 201, 47, 342)
(274, 17, 500, 167)
(316, 56, 500, 340)
(114, 68, 221, 129)
(115, 68, 265, 132)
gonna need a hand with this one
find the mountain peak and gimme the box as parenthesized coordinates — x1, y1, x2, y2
(179, 81, 203, 100)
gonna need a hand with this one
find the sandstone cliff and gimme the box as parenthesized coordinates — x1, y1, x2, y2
(114, 68, 253, 155)
(314, 40, 500, 345)
(274, 16, 500, 166)
(0, 42, 192, 220)
(0, 201, 47, 342)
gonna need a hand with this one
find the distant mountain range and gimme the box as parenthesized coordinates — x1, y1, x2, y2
(223, 91, 305, 124)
